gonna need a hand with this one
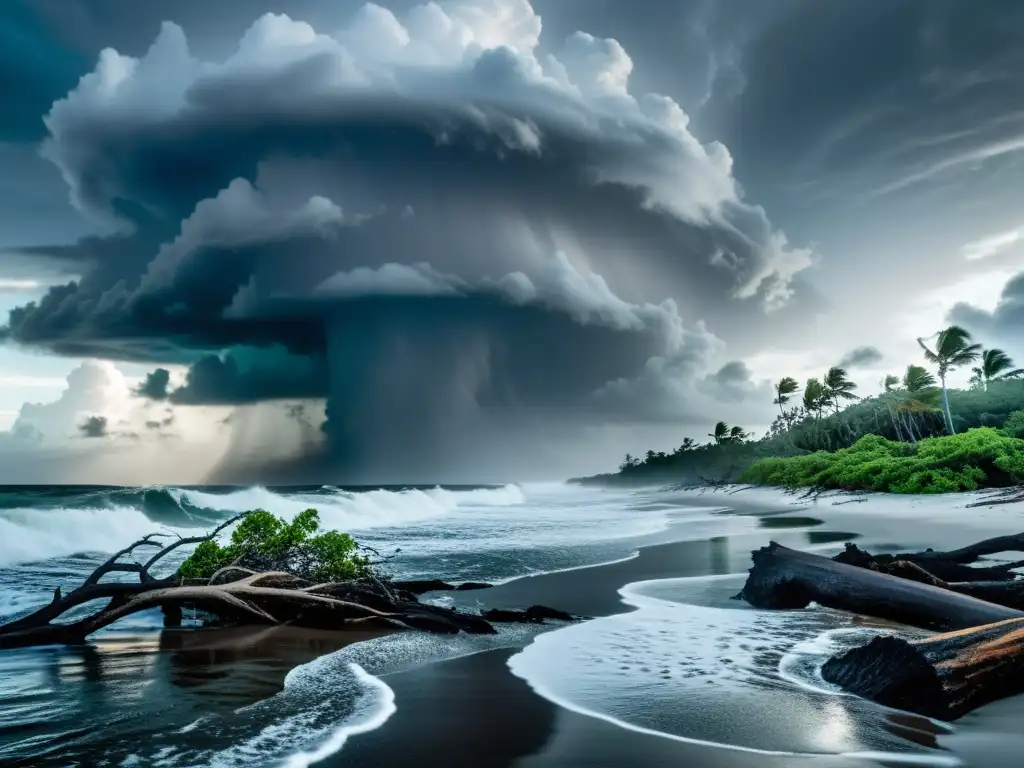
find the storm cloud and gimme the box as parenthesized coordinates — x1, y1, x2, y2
(950, 271, 1024, 353)
(838, 345, 884, 369)
(2, 0, 815, 481)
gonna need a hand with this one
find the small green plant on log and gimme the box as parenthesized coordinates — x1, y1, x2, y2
(177, 508, 372, 583)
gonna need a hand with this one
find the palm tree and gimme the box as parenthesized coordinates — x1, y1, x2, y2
(709, 421, 730, 445)
(970, 348, 1024, 391)
(897, 365, 941, 442)
(803, 378, 826, 420)
(917, 325, 982, 434)
(675, 437, 697, 453)
(823, 366, 859, 414)
(772, 377, 800, 422)
(729, 425, 748, 442)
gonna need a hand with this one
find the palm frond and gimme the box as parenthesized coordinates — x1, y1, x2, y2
(903, 364, 937, 392)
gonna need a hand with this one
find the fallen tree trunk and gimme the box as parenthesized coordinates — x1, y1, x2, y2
(821, 618, 1024, 720)
(739, 542, 1024, 631)
(833, 543, 1024, 610)
(834, 540, 1024, 583)
(0, 518, 576, 650)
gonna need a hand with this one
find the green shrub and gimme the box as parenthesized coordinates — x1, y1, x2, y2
(1002, 410, 1024, 439)
(177, 508, 372, 582)
(739, 428, 1024, 494)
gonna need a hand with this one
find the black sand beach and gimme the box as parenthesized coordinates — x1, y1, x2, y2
(333, 490, 1024, 768)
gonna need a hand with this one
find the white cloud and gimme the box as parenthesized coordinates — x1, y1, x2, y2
(962, 226, 1023, 261)
(317, 262, 464, 297)
(0, 361, 240, 482)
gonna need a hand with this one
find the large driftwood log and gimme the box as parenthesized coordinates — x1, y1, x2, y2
(0, 519, 575, 650)
(834, 543, 1024, 610)
(821, 618, 1024, 720)
(740, 542, 1024, 631)
(835, 538, 1024, 583)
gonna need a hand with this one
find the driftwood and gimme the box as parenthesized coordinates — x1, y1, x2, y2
(821, 618, 1024, 720)
(742, 534, 1024, 720)
(739, 542, 1024, 631)
(0, 521, 575, 650)
(837, 535, 1024, 583)
(834, 543, 1024, 610)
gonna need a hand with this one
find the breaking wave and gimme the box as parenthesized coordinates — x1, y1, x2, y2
(0, 483, 524, 567)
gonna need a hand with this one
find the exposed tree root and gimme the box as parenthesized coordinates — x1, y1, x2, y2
(0, 519, 576, 650)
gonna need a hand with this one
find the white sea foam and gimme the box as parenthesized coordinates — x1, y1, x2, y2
(508, 573, 956, 763)
(0, 504, 196, 567)
(174, 483, 525, 532)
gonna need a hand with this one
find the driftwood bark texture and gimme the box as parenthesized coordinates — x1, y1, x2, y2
(739, 542, 1024, 632)
(741, 535, 1024, 720)
(821, 618, 1024, 720)
(0, 519, 574, 650)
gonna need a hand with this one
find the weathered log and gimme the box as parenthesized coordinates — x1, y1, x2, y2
(821, 618, 1024, 720)
(835, 537, 1024, 583)
(740, 542, 1024, 631)
(832, 543, 1024, 610)
(0, 516, 577, 649)
(0, 572, 504, 649)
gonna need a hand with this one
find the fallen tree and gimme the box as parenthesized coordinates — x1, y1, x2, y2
(0, 509, 576, 650)
(739, 542, 1024, 632)
(833, 542, 1024, 610)
(834, 537, 1024, 583)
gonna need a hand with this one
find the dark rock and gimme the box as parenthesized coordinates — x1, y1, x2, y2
(390, 579, 457, 594)
(481, 605, 575, 624)
(454, 582, 494, 591)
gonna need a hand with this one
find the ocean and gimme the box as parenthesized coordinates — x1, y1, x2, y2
(0, 483, 1021, 767)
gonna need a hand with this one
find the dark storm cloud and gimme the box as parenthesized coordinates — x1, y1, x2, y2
(0, 4, 86, 143)
(162, 348, 329, 405)
(4, 1, 816, 480)
(838, 346, 884, 369)
(136, 368, 171, 400)
(78, 414, 108, 438)
(719, 0, 1024, 197)
(949, 272, 1024, 348)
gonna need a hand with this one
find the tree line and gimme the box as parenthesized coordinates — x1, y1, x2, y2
(614, 326, 1023, 477)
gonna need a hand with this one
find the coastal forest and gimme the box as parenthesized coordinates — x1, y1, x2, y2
(593, 326, 1024, 494)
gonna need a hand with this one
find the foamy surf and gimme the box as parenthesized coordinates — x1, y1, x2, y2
(507, 571, 957, 764)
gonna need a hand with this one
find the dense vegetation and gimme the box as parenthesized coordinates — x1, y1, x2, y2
(178, 508, 373, 582)
(584, 326, 1024, 493)
(740, 428, 1024, 494)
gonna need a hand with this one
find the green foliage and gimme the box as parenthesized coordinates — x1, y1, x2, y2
(1002, 410, 1024, 439)
(177, 509, 372, 582)
(740, 428, 1024, 494)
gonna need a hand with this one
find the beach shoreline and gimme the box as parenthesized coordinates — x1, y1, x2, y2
(4, 485, 1024, 766)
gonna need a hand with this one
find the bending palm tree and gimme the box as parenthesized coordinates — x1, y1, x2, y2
(729, 425, 748, 442)
(823, 366, 859, 414)
(709, 421, 730, 445)
(803, 378, 826, 420)
(897, 365, 941, 441)
(970, 348, 1024, 391)
(917, 325, 981, 434)
(772, 377, 800, 421)
(881, 374, 904, 441)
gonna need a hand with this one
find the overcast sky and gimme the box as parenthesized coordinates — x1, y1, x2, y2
(1, 0, 1021, 484)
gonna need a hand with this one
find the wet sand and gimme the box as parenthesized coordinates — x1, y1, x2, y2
(335, 646, 911, 768)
